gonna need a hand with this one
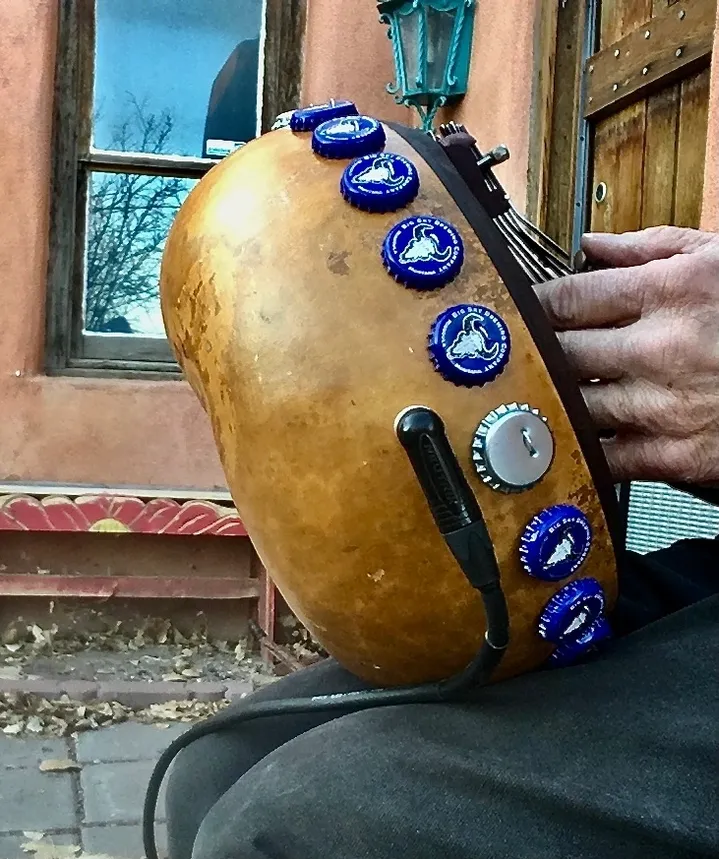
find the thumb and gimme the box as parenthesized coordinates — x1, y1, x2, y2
(582, 226, 713, 268)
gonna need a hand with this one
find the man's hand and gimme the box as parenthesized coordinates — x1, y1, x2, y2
(535, 226, 719, 485)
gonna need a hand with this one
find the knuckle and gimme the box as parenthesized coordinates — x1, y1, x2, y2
(626, 380, 682, 435)
(662, 252, 719, 303)
(634, 325, 670, 368)
(659, 434, 714, 483)
(645, 225, 682, 245)
(655, 313, 717, 373)
(656, 441, 693, 480)
(636, 322, 697, 377)
(694, 434, 719, 483)
(542, 276, 580, 327)
(661, 225, 691, 243)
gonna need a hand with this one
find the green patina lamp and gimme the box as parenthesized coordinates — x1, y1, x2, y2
(378, 0, 476, 132)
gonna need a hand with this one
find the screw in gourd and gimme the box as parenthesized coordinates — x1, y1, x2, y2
(676, 47, 684, 58)
(679, 10, 686, 20)
(644, 29, 651, 39)
(594, 182, 607, 204)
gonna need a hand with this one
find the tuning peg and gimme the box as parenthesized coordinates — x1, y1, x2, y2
(478, 145, 510, 171)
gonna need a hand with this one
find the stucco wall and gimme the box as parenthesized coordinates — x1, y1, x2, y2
(0, 1, 225, 489)
(301, 0, 410, 124)
(453, 0, 536, 210)
(702, 9, 719, 231)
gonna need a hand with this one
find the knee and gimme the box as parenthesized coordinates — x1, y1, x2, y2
(191, 711, 392, 859)
(191, 760, 316, 859)
(190, 757, 287, 859)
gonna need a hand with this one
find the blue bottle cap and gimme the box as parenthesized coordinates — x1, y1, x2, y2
(538, 577, 606, 644)
(290, 100, 359, 132)
(340, 153, 420, 213)
(519, 504, 593, 582)
(312, 115, 386, 160)
(427, 304, 510, 386)
(547, 618, 613, 668)
(382, 216, 464, 290)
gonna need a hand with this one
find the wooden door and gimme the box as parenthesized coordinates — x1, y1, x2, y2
(530, 0, 717, 247)
(588, 0, 716, 235)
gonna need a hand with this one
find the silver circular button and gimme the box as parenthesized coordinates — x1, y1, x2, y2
(472, 403, 554, 492)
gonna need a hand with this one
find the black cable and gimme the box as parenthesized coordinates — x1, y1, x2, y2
(142, 582, 509, 859)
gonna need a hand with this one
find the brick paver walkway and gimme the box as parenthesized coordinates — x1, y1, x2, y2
(0, 723, 187, 859)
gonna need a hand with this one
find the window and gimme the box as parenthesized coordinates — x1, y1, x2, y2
(47, 0, 306, 376)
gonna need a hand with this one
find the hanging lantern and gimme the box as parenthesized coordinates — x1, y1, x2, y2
(378, 0, 476, 132)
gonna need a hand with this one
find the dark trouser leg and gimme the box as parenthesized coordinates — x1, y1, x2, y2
(196, 593, 719, 859)
(165, 659, 369, 859)
(166, 539, 719, 859)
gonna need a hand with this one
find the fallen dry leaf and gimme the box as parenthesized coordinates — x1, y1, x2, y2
(21, 839, 80, 859)
(0, 690, 233, 737)
(1, 624, 20, 644)
(180, 668, 201, 678)
(26, 715, 43, 733)
(39, 758, 81, 773)
(0, 665, 23, 680)
(30, 624, 52, 646)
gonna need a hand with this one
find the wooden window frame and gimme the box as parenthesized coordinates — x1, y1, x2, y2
(527, 0, 597, 255)
(46, 0, 307, 379)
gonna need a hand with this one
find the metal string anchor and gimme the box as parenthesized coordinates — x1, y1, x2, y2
(522, 427, 539, 458)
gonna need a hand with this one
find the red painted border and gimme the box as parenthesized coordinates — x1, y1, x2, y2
(0, 494, 279, 663)
(0, 494, 247, 536)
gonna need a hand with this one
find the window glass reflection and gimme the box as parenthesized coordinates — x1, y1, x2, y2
(425, 7, 455, 92)
(93, 0, 264, 158)
(84, 171, 197, 338)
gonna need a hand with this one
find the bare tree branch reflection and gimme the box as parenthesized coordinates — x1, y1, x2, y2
(86, 96, 193, 334)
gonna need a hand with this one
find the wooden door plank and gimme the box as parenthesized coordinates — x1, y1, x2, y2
(600, 0, 653, 46)
(526, 0, 559, 228)
(674, 66, 711, 226)
(641, 85, 680, 226)
(591, 1, 652, 238)
(586, 0, 715, 119)
(591, 102, 647, 233)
